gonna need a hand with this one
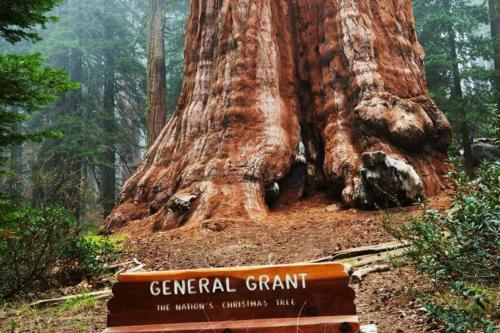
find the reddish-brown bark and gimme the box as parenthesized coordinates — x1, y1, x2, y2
(103, 0, 451, 232)
(146, 0, 168, 146)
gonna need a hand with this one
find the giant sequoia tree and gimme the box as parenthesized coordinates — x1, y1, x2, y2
(104, 0, 452, 232)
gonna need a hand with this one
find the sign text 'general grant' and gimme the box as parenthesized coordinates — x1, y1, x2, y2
(149, 273, 308, 296)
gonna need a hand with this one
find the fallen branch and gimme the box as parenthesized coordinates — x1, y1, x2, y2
(114, 258, 146, 275)
(351, 264, 390, 283)
(126, 258, 145, 273)
(307, 241, 409, 264)
(104, 260, 134, 270)
(339, 248, 406, 268)
(331, 241, 408, 260)
(29, 289, 112, 308)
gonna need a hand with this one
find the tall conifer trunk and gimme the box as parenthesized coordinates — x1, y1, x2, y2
(104, 0, 451, 232)
(8, 130, 22, 198)
(490, 0, 500, 91)
(102, 0, 117, 216)
(146, 0, 168, 146)
(444, 0, 473, 174)
(33, 47, 83, 218)
(67, 48, 84, 218)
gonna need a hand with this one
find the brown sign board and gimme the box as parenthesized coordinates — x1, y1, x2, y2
(104, 262, 359, 333)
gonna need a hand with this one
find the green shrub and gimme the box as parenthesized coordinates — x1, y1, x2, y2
(424, 282, 498, 333)
(0, 203, 116, 299)
(0, 204, 78, 298)
(70, 234, 116, 276)
(385, 161, 499, 332)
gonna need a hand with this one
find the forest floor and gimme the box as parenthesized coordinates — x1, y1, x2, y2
(0, 192, 451, 333)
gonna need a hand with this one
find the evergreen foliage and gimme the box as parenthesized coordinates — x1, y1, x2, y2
(386, 161, 500, 331)
(0, 0, 61, 43)
(0, 53, 76, 149)
(0, 0, 76, 179)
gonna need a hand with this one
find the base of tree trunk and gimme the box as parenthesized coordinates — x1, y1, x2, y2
(102, 0, 451, 233)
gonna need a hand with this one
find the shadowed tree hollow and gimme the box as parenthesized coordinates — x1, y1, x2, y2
(104, 0, 452, 232)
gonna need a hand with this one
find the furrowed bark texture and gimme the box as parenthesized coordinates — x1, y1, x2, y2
(103, 0, 451, 232)
(146, 0, 168, 146)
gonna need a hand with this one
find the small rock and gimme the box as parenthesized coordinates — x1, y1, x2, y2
(325, 204, 341, 212)
(201, 220, 229, 232)
(360, 324, 378, 333)
(169, 194, 197, 212)
(470, 137, 500, 166)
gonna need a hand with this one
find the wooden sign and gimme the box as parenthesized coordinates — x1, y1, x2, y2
(104, 262, 359, 333)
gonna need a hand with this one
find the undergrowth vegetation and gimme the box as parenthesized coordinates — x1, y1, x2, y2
(385, 161, 499, 332)
(0, 202, 118, 299)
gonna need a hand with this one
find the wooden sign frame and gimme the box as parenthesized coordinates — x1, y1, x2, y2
(104, 262, 359, 333)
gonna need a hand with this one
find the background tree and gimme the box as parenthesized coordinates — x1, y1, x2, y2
(24, 0, 147, 220)
(1, 0, 190, 221)
(165, 0, 190, 115)
(413, 0, 497, 171)
(146, 0, 168, 146)
(0, 0, 76, 189)
(101, 0, 119, 216)
(490, 0, 500, 102)
(0, 0, 118, 301)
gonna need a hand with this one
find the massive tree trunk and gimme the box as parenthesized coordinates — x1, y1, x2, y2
(146, 0, 168, 146)
(103, 0, 451, 232)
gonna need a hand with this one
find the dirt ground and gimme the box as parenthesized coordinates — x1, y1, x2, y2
(0, 192, 451, 332)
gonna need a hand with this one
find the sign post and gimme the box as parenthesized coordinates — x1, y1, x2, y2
(104, 262, 359, 332)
